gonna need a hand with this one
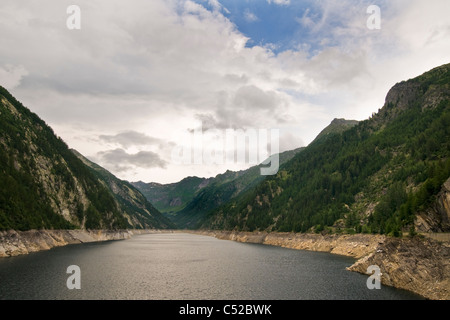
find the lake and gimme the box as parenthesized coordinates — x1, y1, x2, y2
(0, 233, 422, 300)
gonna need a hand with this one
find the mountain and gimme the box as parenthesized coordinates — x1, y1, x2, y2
(132, 176, 213, 216)
(0, 86, 172, 231)
(71, 150, 175, 229)
(312, 118, 359, 143)
(174, 148, 304, 228)
(200, 63, 450, 235)
(133, 148, 303, 228)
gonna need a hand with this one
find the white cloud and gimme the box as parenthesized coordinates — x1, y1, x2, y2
(0, 65, 28, 90)
(97, 148, 168, 172)
(208, 0, 230, 14)
(0, 0, 449, 183)
(99, 131, 163, 148)
(267, 0, 291, 6)
(244, 9, 259, 23)
(296, 8, 316, 29)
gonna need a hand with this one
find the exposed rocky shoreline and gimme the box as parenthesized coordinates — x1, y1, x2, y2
(191, 230, 450, 300)
(0, 229, 161, 258)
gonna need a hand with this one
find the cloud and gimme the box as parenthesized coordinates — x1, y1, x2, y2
(233, 85, 280, 111)
(0, 65, 28, 90)
(194, 113, 219, 131)
(1, 0, 448, 183)
(296, 8, 318, 29)
(207, 0, 230, 14)
(244, 9, 259, 23)
(279, 131, 305, 153)
(188, 84, 293, 132)
(97, 148, 168, 172)
(267, 0, 291, 6)
(99, 131, 162, 148)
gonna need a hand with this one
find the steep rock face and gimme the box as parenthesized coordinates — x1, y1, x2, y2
(436, 178, 450, 229)
(349, 236, 450, 300)
(382, 64, 450, 116)
(383, 81, 422, 113)
(416, 177, 450, 232)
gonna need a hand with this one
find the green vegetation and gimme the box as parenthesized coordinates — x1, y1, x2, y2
(174, 149, 303, 228)
(133, 176, 210, 215)
(200, 63, 450, 236)
(2, 62, 449, 234)
(0, 86, 171, 231)
(0, 87, 73, 230)
(72, 149, 175, 229)
(134, 148, 303, 228)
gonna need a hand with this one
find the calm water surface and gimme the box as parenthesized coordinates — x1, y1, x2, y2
(0, 233, 422, 300)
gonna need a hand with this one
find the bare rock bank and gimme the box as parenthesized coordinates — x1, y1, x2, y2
(348, 236, 450, 300)
(194, 230, 449, 300)
(194, 230, 384, 258)
(0, 229, 156, 258)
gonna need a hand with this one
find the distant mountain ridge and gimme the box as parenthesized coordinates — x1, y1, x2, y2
(133, 148, 304, 228)
(134, 118, 364, 229)
(135, 115, 364, 229)
(132, 176, 214, 216)
(0, 86, 172, 231)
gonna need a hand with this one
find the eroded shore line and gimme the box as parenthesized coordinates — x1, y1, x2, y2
(190, 230, 383, 258)
(0, 229, 170, 258)
(188, 230, 450, 300)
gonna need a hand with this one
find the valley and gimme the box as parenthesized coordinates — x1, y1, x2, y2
(1, 63, 449, 300)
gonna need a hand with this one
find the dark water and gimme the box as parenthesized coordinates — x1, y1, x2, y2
(0, 233, 422, 300)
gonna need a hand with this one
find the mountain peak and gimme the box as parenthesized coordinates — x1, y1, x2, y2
(379, 63, 450, 120)
(312, 118, 359, 144)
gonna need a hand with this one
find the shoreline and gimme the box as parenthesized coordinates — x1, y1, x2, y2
(1, 228, 448, 300)
(189, 230, 384, 259)
(0, 229, 169, 258)
(188, 230, 450, 300)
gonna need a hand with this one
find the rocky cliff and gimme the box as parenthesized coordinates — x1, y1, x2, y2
(348, 236, 450, 300)
(380, 63, 450, 120)
(416, 177, 450, 232)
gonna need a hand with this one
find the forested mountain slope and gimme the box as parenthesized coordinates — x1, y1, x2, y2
(0, 86, 171, 231)
(173, 148, 303, 228)
(201, 63, 450, 235)
(72, 150, 175, 229)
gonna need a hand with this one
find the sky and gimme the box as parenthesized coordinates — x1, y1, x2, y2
(0, 0, 449, 184)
